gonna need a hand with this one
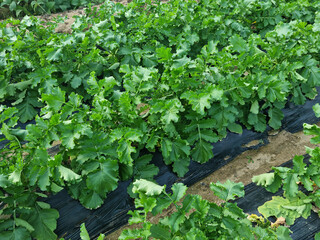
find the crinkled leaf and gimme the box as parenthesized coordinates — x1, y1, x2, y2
(292, 155, 306, 175)
(0, 227, 31, 240)
(172, 157, 190, 177)
(303, 123, 320, 144)
(42, 87, 65, 112)
(313, 103, 320, 118)
(22, 203, 59, 240)
(268, 107, 283, 130)
(185, 228, 207, 240)
(119, 228, 146, 240)
(150, 225, 171, 240)
(128, 210, 144, 224)
(80, 223, 90, 240)
(80, 190, 104, 210)
(275, 23, 292, 37)
(230, 35, 248, 53)
(210, 180, 244, 201)
(160, 211, 185, 233)
(252, 173, 275, 187)
(258, 194, 312, 225)
(132, 179, 164, 196)
(58, 165, 81, 182)
(117, 139, 136, 165)
(191, 140, 213, 164)
(283, 173, 299, 198)
(86, 160, 119, 196)
(171, 183, 187, 203)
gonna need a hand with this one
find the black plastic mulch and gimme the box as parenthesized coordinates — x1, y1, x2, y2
(1, 89, 320, 239)
(45, 90, 320, 239)
(236, 156, 320, 240)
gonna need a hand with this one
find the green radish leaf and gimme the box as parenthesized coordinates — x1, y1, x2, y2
(313, 103, 320, 117)
(191, 140, 213, 164)
(132, 179, 164, 196)
(71, 76, 82, 89)
(160, 211, 185, 233)
(210, 180, 244, 201)
(172, 157, 190, 177)
(15, 218, 35, 232)
(58, 166, 81, 182)
(171, 183, 187, 203)
(0, 227, 31, 240)
(258, 193, 312, 225)
(283, 173, 299, 198)
(21, 203, 59, 240)
(80, 223, 90, 240)
(0, 175, 9, 188)
(250, 100, 259, 114)
(292, 155, 306, 175)
(86, 160, 119, 196)
(42, 87, 65, 112)
(227, 123, 243, 134)
(230, 35, 248, 53)
(252, 173, 275, 187)
(80, 190, 104, 210)
(150, 225, 171, 240)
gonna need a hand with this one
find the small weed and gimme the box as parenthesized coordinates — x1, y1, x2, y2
(247, 156, 254, 163)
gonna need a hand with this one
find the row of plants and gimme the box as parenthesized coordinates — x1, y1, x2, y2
(1, 0, 320, 239)
(112, 107, 320, 240)
(69, 106, 320, 239)
(118, 179, 292, 240)
(0, 0, 104, 19)
(75, 107, 320, 239)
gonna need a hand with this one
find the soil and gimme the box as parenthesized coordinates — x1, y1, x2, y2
(2, 2, 319, 239)
(105, 127, 319, 239)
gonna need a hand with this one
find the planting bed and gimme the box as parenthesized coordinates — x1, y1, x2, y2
(1, 0, 320, 239)
(48, 93, 320, 239)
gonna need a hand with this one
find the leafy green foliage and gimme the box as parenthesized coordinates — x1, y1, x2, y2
(258, 193, 312, 226)
(0, 0, 104, 18)
(1, 0, 320, 238)
(119, 179, 291, 240)
(79, 223, 105, 240)
(0, 186, 59, 240)
(210, 180, 244, 201)
(253, 117, 320, 231)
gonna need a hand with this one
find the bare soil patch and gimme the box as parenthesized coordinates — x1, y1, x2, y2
(106, 127, 318, 239)
(36, 0, 134, 33)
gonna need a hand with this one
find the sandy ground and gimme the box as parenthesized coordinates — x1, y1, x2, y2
(36, 0, 133, 33)
(106, 127, 318, 239)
